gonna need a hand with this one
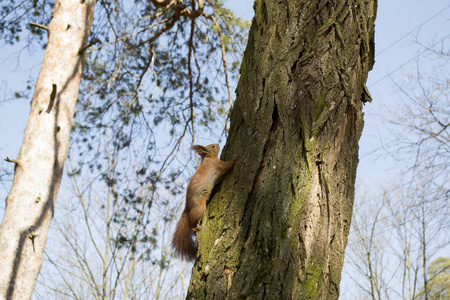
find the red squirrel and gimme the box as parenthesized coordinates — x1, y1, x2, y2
(172, 144, 237, 261)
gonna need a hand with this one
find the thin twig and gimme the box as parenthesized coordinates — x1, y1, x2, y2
(4, 157, 18, 164)
(79, 39, 101, 54)
(131, 47, 155, 105)
(205, 14, 233, 107)
(30, 22, 48, 31)
(86, 17, 169, 54)
(187, 13, 197, 151)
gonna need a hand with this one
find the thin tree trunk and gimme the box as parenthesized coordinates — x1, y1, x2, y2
(187, 0, 376, 299)
(367, 250, 377, 300)
(421, 204, 428, 300)
(0, 1, 95, 299)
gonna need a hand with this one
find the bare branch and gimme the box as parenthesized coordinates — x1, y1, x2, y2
(204, 14, 233, 108)
(29, 22, 48, 31)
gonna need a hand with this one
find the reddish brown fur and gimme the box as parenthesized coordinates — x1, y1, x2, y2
(172, 144, 236, 261)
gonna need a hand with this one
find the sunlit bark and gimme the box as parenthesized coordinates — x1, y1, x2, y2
(0, 1, 95, 299)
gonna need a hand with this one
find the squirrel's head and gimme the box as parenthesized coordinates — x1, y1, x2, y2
(191, 144, 220, 158)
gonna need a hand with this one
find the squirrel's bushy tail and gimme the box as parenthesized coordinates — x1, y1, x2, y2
(172, 212, 197, 261)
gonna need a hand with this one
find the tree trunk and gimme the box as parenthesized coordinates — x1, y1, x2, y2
(0, 1, 95, 299)
(187, 0, 376, 299)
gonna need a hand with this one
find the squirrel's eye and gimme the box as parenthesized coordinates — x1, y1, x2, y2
(212, 145, 215, 148)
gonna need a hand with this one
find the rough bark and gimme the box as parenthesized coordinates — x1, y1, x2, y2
(0, 1, 95, 299)
(187, 0, 376, 299)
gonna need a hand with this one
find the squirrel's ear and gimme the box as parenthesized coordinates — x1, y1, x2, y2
(191, 145, 207, 155)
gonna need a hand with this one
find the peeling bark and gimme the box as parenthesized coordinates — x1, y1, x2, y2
(0, 1, 95, 299)
(187, 0, 376, 299)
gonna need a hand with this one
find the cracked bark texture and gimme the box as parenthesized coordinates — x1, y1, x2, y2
(187, 0, 376, 299)
(0, 1, 95, 299)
